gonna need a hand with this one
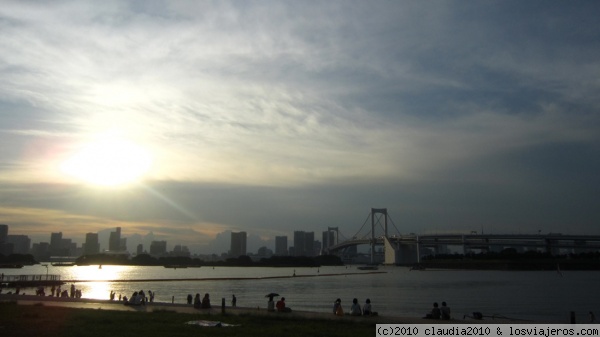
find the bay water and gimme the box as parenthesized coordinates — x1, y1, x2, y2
(2, 265, 597, 323)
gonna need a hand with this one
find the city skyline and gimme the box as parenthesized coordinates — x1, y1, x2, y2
(1, 2, 599, 252)
(1, 223, 335, 256)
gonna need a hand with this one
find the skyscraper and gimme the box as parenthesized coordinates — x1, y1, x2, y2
(275, 236, 288, 256)
(84, 233, 100, 255)
(50, 232, 63, 256)
(0, 224, 8, 243)
(109, 227, 121, 252)
(150, 240, 167, 256)
(293, 231, 315, 257)
(0, 224, 9, 255)
(230, 231, 247, 257)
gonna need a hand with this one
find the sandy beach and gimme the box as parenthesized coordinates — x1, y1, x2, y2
(0, 293, 535, 324)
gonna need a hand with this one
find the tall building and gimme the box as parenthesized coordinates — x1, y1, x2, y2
(275, 236, 288, 256)
(150, 240, 167, 256)
(137, 244, 143, 255)
(84, 233, 100, 255)
(230, 231, 247, 257)
(119, 238, 127, 252)
(6, 235, 31, 254)
(50, 232, 64, 256)
(0, 224, 9, 255)
(0, 224, 7, 242)
(31, 242, 50, 261)
(109, 227, 121, 252)
(293, 231, 315, 257)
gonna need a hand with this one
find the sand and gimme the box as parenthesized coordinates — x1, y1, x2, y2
(0, 293, 535, 324)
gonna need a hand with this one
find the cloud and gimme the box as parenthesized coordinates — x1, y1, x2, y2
(0, 1, 599, 250)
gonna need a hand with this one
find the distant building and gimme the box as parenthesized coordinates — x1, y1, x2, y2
(84, 233, 100, 255)
(257, 246, 273, 257)
(293, 231, 315, 257)
(136, 244, 143, 255)
(0, 224, 10, 255)
(275, 236, 288, 256)
(31, 242, 49, 261)
(50, 232, 63, 255)
(172, 245, 190, 257)
(108, 227, 121, 252)
(230, 231, 247, 257)
(6, 235, 31, 254)
(119, 238, 127, 252)
(0, 224, 7, 242)
(150, 240, 167, 256)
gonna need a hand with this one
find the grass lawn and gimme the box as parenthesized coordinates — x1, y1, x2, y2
(0, 301, 376, 337)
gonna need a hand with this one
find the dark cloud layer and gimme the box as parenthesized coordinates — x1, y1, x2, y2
(0, 1, 599, 253)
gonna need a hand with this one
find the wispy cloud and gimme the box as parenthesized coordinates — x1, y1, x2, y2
(1, 1, 599, 249)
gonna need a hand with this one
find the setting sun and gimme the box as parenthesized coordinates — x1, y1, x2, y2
(61, 133, 153, 186)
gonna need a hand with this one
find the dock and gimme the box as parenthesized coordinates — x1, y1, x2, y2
(0, 274, 64, 288)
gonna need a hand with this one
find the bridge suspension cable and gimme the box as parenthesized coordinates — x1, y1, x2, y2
(387, 213, 402, 236)
(348, 212, 373, 240)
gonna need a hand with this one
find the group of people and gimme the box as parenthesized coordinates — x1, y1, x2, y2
(333, 298, 375, 316)
(425, 301, 451, 320)
(190, 293, 211, 309)
(123, 289, 154, 306)
(35, 284, 82, 298)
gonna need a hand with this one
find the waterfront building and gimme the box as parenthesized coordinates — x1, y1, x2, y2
(6, 235, 31, 254)
(0, 224, 7, 242)
(230, 231, 247, 257)
(293, 231, 315, 257)
(83, 232, 100, 255)
(0, 224, 10, 254)
(275, 236, 288, 256)
(108, 227, 121, 252)
(150, 240, 167, 256)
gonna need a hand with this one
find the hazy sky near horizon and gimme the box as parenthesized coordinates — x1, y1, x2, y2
(1, 1, 599, 254)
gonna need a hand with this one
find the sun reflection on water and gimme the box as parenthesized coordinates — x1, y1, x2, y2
(67, 265, 130, 300)
(70, 265, 127, 281)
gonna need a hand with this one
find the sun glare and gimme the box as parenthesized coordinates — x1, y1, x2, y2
(61, 133, 153, 187)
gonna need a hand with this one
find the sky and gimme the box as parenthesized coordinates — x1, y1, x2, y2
(1, 1, 599, 254)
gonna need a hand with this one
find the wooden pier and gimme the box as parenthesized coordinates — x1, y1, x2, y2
(0, 274, 64, 288)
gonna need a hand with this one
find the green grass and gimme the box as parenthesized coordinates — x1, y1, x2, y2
(0, 302, 375, 337)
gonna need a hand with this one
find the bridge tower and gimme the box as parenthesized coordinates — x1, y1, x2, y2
(371, 208, 388, 264)
(323, 227, 339, 254)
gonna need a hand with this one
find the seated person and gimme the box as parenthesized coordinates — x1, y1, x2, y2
(276, 297, 291, 312)
(201, 293, 211, 308)
(350, 298, 362, 316)
(440, 302, 451, 320)
(425, 302, 441, 319)
(363, 298, 373, 316)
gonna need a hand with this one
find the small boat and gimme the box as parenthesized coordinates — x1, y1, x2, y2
(357, 265, 378, 271)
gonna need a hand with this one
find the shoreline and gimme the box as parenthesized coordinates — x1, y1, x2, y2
(0, 293, 537, 324)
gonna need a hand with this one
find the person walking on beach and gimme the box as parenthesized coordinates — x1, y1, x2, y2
(440, 301, 451, 320)
(232, 294, 237, 307)
(350, 298, 362, 316)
